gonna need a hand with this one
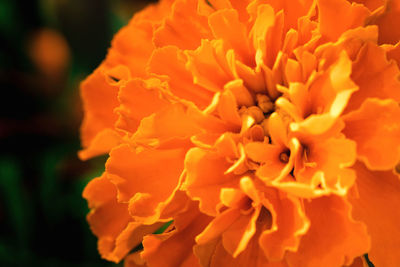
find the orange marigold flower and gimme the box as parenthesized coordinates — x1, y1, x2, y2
(80, 0, 400, 266)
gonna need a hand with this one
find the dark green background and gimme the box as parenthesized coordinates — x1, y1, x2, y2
(0, 0, 155, 266)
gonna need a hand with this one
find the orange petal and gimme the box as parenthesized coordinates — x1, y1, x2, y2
(153, 0, 212, 50)
(217, 89, 242, 129)
(209, 9, 253, 65)
(373, 0, 400, 45)
(349, 162, 400, 267)
(245, 141, 286, 180)
(222, 206, 261, 257)
(345, 256, 368, 267)
(124, 251, 147, 267)
(206, 235, 289, 267)
(104, 20, 154, 78)
(345, 42, 400, 113)
(186, 39, 235, 92)
(78, 129, 122, 160)
(132, 103, 201, 146)
(343, 98, 400, 170)
(80, 66, 121, 148)
(106, 144, 186, 223)
(148, 46, 214, 109)
(261, 0, 315, 32)
(196, 208, 242, 245)
(259, 193, 309, 261)
(384, 41, 400, 67)
(291, 51, 357, 135)
(83, 174, 161, 263)
(115, 78, 169, 134)
(297, 137, 357, 191)
(286, 195, 370, 267)
(317, 0, 370, 41)
(141, 202, 211, 267)
(184, 148, 241, 216)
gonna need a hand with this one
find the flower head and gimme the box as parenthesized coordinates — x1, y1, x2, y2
(81, 0, 400, 266)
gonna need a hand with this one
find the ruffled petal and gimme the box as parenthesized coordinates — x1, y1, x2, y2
(132, 103, 201, 147)
(148, 46, 214, 109)
(343, 98, 400, 170)
(345, 42, 400, 113)
(372, 0, 400, 45)
(106, 144, 186, 223)
(185, 39, 236, 92)
(153, 0, 212, 50)
(317, 0, 370, 41)
(209, 9, 253, 65)
(349, 162, 400, 267)
(184, 148, 241, 216)
(80, 66, 122, 149)
(115, 78, 170, 133)
(259, 193, 309, 261)
(286, 195, 370, 267)
(78, 129, 122, 160)
(141, 202, 211, 267)
(83, 174, 161, 262)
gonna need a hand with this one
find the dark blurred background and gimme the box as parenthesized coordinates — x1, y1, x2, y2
(0, 0, 155, 266)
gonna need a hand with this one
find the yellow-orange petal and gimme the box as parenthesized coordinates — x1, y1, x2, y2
(349, 162, 400, 267)
(317, 0, 370, 41)
(343, 98, 400, 170)
(115, 78, 169, 134)
(345, 42, 400, 113)
(286, 195, 370, 267)
(184, 148, 241, 216)
(148, 46, 214, 109)
(106, 144, 186, 222)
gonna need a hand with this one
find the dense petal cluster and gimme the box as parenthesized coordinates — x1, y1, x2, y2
(80, 0, 400, 266)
